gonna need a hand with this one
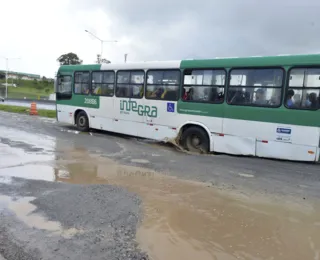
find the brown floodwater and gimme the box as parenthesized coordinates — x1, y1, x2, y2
(1, 141, 320, 260)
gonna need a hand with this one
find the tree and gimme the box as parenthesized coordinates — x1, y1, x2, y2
(57, 52, 83, 65)
(95, 54, 110, 64)
(101, 58, 111, 64)
(96, 54, 101, 64)
(42, 76, 49, 86)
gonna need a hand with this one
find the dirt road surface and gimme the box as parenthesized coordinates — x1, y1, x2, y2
(0, 111, 319, 260)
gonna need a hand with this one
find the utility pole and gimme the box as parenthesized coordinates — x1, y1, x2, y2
(0, 56, 20, 99)
(124, 54, 128, 63)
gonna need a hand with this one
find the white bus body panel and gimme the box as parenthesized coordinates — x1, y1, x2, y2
(57, 102, 319, 162)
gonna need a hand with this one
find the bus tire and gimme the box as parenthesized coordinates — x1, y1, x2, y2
(181, 126, 209, 154)
(76, 111, 89, 132)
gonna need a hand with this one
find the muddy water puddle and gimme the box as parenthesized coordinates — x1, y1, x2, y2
(56, 160, 320, 260)
(1, 144, 320, 260)
(0, 195, 82, 238)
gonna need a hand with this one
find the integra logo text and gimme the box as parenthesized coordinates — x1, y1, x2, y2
(120, 100, 157, 118)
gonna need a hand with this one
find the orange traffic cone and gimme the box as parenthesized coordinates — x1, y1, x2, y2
(30, 102, 38, 115)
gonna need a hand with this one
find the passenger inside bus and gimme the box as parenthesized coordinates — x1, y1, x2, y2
(253, 88, 267, 105)
(116, 86, 128, 97)
(82, 84, 90, 94)
(228, 89, 248, 105)
(149, 87, 164, 98)
(93, 85, 101, 95)
(286, 89, 295, 107)
(184, 88, 193, 100)
(306, 92, 318, 109)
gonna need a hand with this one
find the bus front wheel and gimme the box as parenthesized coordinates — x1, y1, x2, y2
(181, 126, 209, 154)
(76, 111, 89, 132)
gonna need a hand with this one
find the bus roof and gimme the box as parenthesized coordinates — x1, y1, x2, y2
(57, 53, 320, 73)
(58, 60, 181, 73)
(58, 64, 101, 74)
(181, 53, 320, 68)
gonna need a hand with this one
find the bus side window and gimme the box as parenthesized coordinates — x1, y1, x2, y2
(227, 68, 283, 108)
(183, 69, 225, 103)
(74, 71, 90, 95)
(116, 70, 144, 99)
(286, 68, 320, 110)
(145, 70, 180, 101)
(92, 71, 114, 97)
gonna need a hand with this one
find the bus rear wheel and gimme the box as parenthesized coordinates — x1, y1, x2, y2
(76, 111, 89, 132)
(181, 126, 209, 154)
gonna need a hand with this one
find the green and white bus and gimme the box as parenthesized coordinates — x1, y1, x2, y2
(54, 54, 320, 162)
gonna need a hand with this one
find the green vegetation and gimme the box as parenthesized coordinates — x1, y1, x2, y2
(0, 104, 56, 118)
(0, 77, 54, 99)
(57, 52, 83, 65)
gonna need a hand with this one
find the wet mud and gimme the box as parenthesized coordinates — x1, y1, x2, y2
(0, 195, 81, 238)
(1, 137, 320, 260)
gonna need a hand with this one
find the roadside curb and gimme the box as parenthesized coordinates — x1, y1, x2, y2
(6, 98, 55, 104)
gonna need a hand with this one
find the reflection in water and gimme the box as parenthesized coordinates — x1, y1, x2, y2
(0, 195, 82, 238)
(0, 136, 320, 260)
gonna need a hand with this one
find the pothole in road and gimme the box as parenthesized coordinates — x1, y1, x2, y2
(1, 144, 320, 260)
(0, 195, 83, 238)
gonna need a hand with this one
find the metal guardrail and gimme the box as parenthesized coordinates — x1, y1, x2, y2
(5, 98, 55, 104)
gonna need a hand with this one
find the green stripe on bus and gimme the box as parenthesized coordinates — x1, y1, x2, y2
(180, 53, 320, 68)
(177, 101, 319, 127)
(58, 64, 101, 74)
(57, 95, 100, 109)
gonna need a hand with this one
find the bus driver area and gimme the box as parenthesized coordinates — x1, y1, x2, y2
(55, 54, 320, 162)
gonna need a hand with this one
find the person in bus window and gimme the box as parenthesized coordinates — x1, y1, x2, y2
(149, 87, 164, 98)
(286, 89, 295, 107)
(82, 84, 89, 94)
(254, 88, 267, 105)
(307, 92, 318, 109)
(186, 88, 194, 100)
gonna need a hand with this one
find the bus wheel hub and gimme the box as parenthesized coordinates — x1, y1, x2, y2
(79, 117, 85, 126)
(191, 136, 200, 147)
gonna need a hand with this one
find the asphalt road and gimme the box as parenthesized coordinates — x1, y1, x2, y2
(0, 111, 319, 259)
(2, 99, 55, 110)
(1, 111, 319, 200)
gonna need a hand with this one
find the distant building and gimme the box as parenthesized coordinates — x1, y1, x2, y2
(0, 70, 41, 80)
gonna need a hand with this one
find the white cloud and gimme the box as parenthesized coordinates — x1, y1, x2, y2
(1, 0, 320, 78)
(0, 0, 130, 77)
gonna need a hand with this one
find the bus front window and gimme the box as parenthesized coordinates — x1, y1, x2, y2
(56, 75, 72, 100)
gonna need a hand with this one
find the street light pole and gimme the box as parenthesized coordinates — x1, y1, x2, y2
(85, 30, 117, 61)
(1, 56, 20, 99)
(5, 58, 8, 98)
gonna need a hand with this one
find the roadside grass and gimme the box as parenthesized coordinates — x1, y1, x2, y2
(0, 104, 56, 118)
(0, 78, 54, 99)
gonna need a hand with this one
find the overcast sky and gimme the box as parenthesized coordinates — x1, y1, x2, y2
(1, 0, 320, 78)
